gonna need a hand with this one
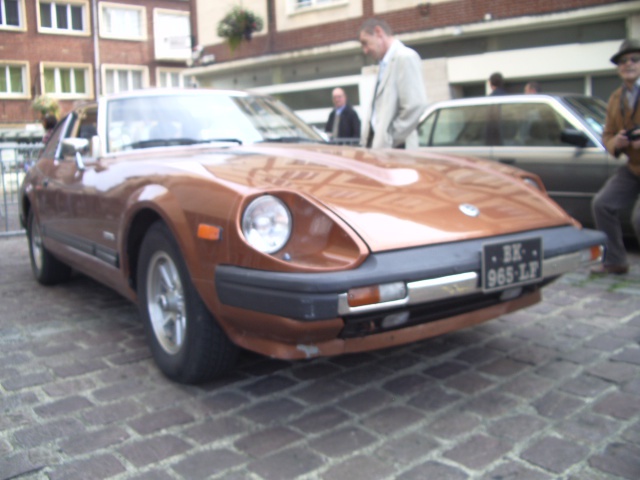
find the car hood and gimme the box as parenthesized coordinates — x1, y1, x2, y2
(197, 143, 573, 252)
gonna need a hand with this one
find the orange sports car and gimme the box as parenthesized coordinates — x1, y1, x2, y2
(20, 89, 605, 384)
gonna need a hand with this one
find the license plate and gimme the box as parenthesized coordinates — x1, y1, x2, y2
(482, 238, 543, 292)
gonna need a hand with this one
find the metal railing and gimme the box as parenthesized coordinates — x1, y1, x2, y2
(1, 144, 43, 235)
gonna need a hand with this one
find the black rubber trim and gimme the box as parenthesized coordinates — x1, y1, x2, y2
(215, 226, 606, 321)
(215, 226, 605, 321)
(42, 226, 120, 268)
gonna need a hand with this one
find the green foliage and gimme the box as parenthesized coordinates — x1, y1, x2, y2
(217, 6, 264, 52)
(32, 95, 60, 117)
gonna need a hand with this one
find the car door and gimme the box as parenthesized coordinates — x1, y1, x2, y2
(491, 101, 612, 228)
(39, 105, 121, 269)
(32, 113, 76, 239)
(418, 104, 495, 160)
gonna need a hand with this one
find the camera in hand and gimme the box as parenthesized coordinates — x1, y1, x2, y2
(626, 127, 640, 141)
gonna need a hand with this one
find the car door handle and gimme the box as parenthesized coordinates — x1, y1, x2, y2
(497, 158, 516, 165)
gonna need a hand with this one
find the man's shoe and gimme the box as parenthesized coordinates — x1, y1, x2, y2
(590, 264, 629, 275)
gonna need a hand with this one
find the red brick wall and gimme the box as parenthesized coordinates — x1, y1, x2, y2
(0, 0, 625, 126)
(0, 0, 190, 125)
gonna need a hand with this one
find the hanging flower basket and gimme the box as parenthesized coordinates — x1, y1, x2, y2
(217, 6, 264, 52)
(32, 95, 60, 118)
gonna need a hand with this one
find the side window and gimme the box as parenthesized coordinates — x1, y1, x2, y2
(431, 105, 490, 147)
(76, 108, 97, 140)
(41, 113, 74, 158)
(501, 103, 571, 147)
(417, 112, 435, 146)
(75, 107, 98, 157)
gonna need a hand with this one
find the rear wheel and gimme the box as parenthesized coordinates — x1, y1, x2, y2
(27, 210, 72, 285)
(137, 221, 238, 383)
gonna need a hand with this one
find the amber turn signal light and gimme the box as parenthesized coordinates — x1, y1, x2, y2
(347, 282, 407, 308)
(197, 224, 222, 241)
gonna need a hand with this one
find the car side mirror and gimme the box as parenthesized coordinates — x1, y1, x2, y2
(560, 129, 589, 148)
(61, 137, 90, 170)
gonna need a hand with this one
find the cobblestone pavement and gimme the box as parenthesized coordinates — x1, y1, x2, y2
(1, 233, 639, 480)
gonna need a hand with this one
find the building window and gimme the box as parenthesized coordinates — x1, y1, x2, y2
(153, 9, 191, 61)
(42, 63, 91, 98)
(0, 62, 28, 97)
(1, 0, 25, 30)
(100, 2, 146, 41)
(157, 68, 184, 88)
(38, 1, 88, 34)
(103, 65, 148, 94)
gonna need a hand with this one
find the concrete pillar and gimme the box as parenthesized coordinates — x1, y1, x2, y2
(629, 14, 640, 39)
(422, 58, 451, 103)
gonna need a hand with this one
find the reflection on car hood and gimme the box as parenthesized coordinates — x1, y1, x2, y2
(200, 144, 573, 252)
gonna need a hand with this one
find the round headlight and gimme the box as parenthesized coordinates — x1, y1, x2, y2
(241, 195, 292, 254)
(523, 177, 544, 191)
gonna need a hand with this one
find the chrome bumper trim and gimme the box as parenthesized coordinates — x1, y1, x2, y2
(337, 250, 594, 316)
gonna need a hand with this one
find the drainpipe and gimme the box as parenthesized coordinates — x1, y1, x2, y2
(92, 0, 100, 99)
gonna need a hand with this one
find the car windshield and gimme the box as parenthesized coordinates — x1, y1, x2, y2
(562, 96, 607, 135)
(106, 92, 325, 153)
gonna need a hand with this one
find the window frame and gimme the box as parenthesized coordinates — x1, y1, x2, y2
(0, 0, 26, 31)
(499, 102, 571, 148)
(153, 8, 191, 61)
(102, 64, 149, 94)
(40, 62, 93, 100)
(156, 67, 185, 88)
(0, 61, 29, 99)
(430, 105, 493, 147)
(36, 0, 90, 36)
(99, 2, 147, 41)
(290, 0, 347, 14)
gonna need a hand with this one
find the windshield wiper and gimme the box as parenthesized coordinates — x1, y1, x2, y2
(197, 138, 243, 145)
(258, 136, 325, 144)
(122, 138, 243, 150)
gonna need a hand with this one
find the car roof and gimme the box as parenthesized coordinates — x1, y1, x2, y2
(101, 87, 256, 102)
(424, 93, 601, 109)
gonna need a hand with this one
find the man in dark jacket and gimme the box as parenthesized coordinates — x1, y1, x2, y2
(325, 87, 361, 144)
(488, 72, 506, 96)
(591, 39, 640, 275)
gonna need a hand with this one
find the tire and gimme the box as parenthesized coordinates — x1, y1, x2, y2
(27, 210, 72, 285)
(137, 221, 238, 384)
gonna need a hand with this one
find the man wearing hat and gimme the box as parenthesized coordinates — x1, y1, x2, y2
(591, 39, 640, 275)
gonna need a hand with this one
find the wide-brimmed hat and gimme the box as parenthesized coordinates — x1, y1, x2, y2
(611, 39, 640, 64)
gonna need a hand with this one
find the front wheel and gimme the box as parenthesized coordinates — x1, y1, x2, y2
(137, 222, 238, 384)
(27, 210, 72, 285)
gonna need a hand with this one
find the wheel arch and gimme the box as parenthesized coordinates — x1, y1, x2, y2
(124, 208, 163, 293)
(20, 194, 32, 230)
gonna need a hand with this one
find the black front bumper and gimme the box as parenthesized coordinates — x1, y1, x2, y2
(215, 226, 605, 321)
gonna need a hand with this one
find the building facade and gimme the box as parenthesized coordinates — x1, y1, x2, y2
(187, 0, 640, 129)
(0, 0, 192, 131)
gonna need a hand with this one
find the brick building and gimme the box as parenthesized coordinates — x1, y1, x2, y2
(0, 0, 192, 132)
(188, 0, 640, 128)
(3, 0, 640, 134)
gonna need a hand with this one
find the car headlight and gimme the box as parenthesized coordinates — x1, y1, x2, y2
(241, 195, 292, 253)
(522, 176, 544, 191)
